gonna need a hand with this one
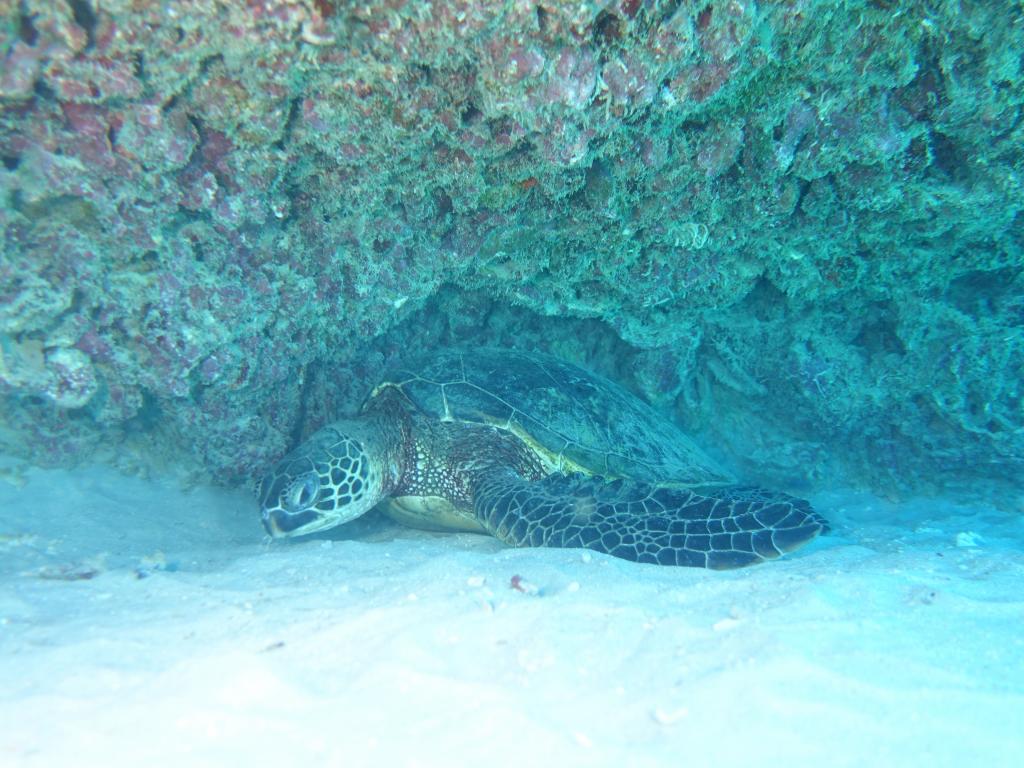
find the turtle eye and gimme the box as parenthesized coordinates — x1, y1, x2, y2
(287, 472, 320, 511)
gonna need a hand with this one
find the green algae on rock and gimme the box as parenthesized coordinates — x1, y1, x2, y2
(1, 0, 1021, 499)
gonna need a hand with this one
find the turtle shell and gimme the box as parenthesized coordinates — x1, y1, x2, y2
(367, 348, 734, 488)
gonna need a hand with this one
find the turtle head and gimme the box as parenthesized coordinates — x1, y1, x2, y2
(257, 417, 399, 538)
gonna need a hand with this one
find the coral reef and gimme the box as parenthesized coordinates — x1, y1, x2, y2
(1, 0, 1022, 498)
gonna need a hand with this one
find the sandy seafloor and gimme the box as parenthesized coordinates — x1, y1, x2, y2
(1, 460, 1022, 768)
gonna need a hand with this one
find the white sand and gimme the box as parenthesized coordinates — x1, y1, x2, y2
(1, 462, 1022, 767)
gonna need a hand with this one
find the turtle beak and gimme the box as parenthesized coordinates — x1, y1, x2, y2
(262, 508, 322, 538)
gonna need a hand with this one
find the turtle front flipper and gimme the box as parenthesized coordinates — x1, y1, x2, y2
(471, 470, 828, 569)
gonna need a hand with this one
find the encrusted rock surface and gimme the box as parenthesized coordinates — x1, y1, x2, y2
(1, 1, 1022, 498)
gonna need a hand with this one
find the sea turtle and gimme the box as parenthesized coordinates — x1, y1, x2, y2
(257, 348, 827, 568)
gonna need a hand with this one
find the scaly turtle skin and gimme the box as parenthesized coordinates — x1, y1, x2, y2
(257, 349, 828, 569)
